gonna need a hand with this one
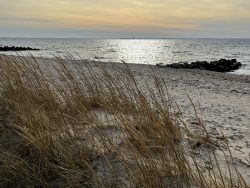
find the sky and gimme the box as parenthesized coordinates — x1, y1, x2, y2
(0, 0, 250, 38)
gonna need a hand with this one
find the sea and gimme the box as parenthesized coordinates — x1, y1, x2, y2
(1, 38, 250, 75)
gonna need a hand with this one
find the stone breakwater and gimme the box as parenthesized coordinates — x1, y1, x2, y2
(157, 59, 242, 72)
(0, 46, 40, 51)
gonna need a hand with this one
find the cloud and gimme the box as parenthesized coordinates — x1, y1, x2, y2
(0, 0, 250, 37)
(0, 17, 55, 23)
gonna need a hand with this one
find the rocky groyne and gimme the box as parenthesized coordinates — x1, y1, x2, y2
(0, 46, 40, 51)
(157, 59, 242, 72)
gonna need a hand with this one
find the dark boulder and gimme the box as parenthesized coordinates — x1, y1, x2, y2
(0, 46, 40, 51)
(156, 59, 242, 72)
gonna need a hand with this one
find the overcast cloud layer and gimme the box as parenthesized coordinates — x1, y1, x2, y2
(0, 0, 250, 38)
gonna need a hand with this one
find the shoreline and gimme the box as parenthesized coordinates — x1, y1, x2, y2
(132, 61, 250, 180)
(1, 52, 250, 76)
(69, 56, 250, 180)
(1, 54, 250, 183)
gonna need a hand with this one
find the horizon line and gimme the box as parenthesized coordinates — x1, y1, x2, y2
(1, 37, 250, 39)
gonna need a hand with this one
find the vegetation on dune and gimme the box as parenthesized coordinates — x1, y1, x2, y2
(0, 55, 248, 187)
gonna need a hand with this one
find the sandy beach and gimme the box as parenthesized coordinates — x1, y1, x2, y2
(45, 56, 250, 173)
(1, 55, 250, 186)
(83, 59, 250, 180)
(2, 0, 250, 186)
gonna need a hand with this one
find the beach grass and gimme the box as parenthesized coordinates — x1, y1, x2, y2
(0, 55, 248, 187)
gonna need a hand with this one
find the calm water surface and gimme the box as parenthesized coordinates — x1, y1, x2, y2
(1, 38, 250, 75)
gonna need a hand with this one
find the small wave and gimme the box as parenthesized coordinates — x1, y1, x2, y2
(55, 51, 64, 54)
(106, 49, 116, 53)
(233, 52, 245, 56)
(173, 50, 192, 54)
(94, 56, 105, 59)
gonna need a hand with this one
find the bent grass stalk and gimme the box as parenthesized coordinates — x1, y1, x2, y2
(0, 55, 248, 187)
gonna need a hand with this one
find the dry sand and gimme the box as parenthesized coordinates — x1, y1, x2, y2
(90, 60, 250, 181)
(128, 63, 250, 180)
(1, 55, 250, 183)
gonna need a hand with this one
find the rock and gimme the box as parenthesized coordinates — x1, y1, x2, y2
(0, 46, 40, 51)
(231, 59, 236, 63)
(156, 63, 167, 67)
(157, 59, 242, 72)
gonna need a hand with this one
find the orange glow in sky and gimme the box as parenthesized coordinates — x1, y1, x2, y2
(1, 0, 250, 37)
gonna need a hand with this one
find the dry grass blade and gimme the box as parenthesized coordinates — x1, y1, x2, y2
(0, 55, 248, 187)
